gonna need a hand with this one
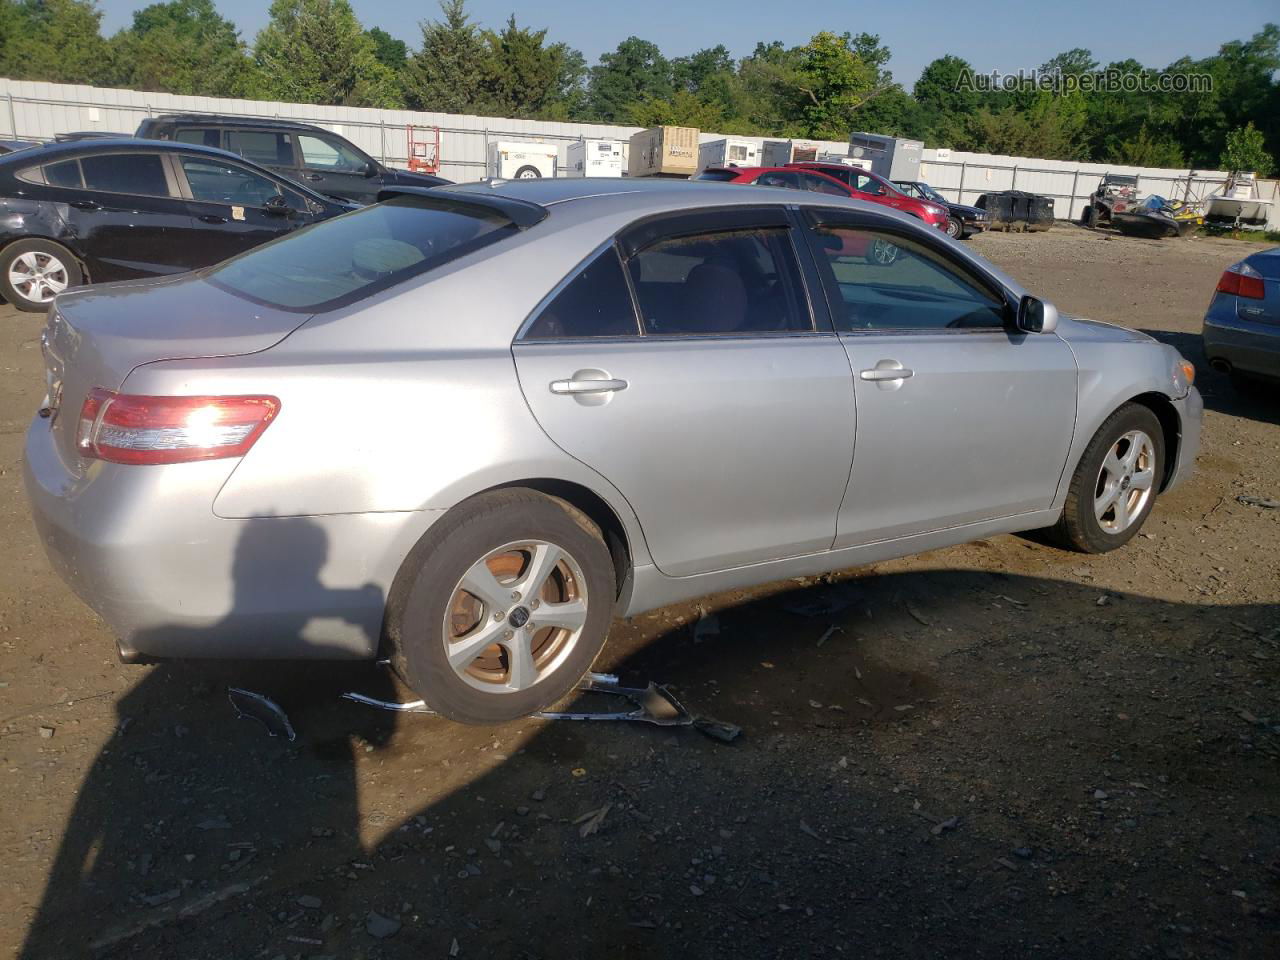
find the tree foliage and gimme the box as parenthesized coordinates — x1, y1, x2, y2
(1221, 122, 1274, 176)
(108, 0, 257, 97)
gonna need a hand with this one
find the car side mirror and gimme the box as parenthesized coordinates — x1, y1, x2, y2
(1016, 295, 1059, 334)
(263, 194, 290, 217)
(364, 160, 379, 179)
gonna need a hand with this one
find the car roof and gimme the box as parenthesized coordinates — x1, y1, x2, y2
(148, 114, 335, 134)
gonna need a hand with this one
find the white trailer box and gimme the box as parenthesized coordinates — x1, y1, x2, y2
(761, 139, 822, 166)
(566, 139, 625, 177)
(698, 137, 761, 171)
(848, 132, 922, 181)
(486, 141, 558, 179)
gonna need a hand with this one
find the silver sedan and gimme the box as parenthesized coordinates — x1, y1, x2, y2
(24, 179, 1202, 723)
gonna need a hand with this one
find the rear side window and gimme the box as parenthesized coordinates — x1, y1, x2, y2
(226, 130, 294, 167)
(176, 128, 221, 148)
(755, 172, 801, 189)
(628, 228, 811, 335)
(797, 173, 848, 196)
(208, 195, 518, 311)
(80, 153, 169, 196)
(43, 159, 83, 187)
(523, 247, 638, 339)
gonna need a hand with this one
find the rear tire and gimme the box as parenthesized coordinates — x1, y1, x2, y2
(1081, 206, 1097, 229)
(389, 489, 616, 724)
(513, 165, 542, 179)
(0, 239, 82, 312)
(944, 218, 962, 239)
(1047, 403, 1164, 553)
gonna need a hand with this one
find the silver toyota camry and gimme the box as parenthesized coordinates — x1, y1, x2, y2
(24, 179, 1202, 724)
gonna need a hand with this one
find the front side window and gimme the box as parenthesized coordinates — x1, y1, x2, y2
(208, 195, 517, 311)
(895, 182, 921, 198)
(181, 157, 284, 208)
(627, 228, 810, 336)
(523, 246, 639, 339)
(851, 174, 885, 196)
(755, 171, 801, 189)
(80, 153, 169, 196)
(798, 173, 848, 196)
(226, 130, 294, 167)
(297, 134, 367, 173)
(808, 223, 1007, 332)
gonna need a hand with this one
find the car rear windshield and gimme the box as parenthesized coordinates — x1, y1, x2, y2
(694, 170, 738, 181)
(206, 194, 519, 311)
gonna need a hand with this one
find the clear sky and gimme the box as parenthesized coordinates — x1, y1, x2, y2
(97, 0, 1278, 89)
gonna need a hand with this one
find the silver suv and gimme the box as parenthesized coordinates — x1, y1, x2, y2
(25, 180, 1201, 723)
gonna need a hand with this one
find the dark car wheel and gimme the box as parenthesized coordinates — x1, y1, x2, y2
(1047, 403, 1164, 553)
(944, 218, 962, 239)
(389, 489, 616, 724)
(0, 239, 82, 312)
(513, 165, 543, 179)
(1081, 205, 1097, 229)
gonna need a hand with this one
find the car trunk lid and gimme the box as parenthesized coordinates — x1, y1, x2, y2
(40, 272, 310, 469)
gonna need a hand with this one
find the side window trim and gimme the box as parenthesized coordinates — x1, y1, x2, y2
(798, 207, 1014, 335)
(516, 239, 643, 342)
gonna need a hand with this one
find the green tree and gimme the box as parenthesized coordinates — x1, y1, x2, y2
(785, 31, 881, 140)
(403, 0, 486, 112)
(477, 15, 585, 119)
(365, 26, 407, 72)
(629, 89, 724, 129)
(253, 0, 402, 108)
(913, 55, 982, 145)
(0, 0, 112, 84)
(108, 0, 258, 97)
(587, 37, 672, 122)
(1220, 121, 1274, 176)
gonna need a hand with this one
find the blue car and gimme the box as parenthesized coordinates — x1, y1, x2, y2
(1203, 249, 1280, 392)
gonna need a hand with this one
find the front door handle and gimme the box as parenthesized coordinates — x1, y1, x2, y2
(859, 360, 914, 381)
(198, 214, 228, 224)
(303, 173, 323, 181)
(549, 377, 628, 395)
(68, 199, 100, 210)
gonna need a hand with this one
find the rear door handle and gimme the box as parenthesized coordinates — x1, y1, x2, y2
(68, 200, 100, 210)
(303, 174, 323, 181)
(859, 359, 913, 381)
(549, 377, 628, 395)
(198, 214, 228, 224)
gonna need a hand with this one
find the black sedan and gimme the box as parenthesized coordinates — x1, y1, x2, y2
(893, 180, 989, 239)
(0, 138, 354, 311)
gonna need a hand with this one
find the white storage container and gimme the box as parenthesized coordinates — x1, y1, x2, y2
(697, 137, 761, 171)
(486, 141, 558, 179)
(566, 139, 625, 177)
(761, 139, 821, 166)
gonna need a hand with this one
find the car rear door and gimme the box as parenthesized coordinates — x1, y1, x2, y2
(36, 150, 195, 279)
(171, 153, 316, 265)
(512, 207, 856, 577)
(798, 208, 1078, 546)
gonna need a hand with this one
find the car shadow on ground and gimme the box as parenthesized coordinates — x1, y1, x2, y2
(17, 554, 1280, 958)
(1142, 327, 1280, 426)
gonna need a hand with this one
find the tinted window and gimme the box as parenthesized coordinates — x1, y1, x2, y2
(176, 128, 221, 148)
(80, 153, 168, 195)
(523, 247, 638, 339)
(43, 159, 82, 187)
(694, 170, 738, 181)
(627, 228, 811, 336)
(808, 224, 1006, 331)
(226, 130, 294, 167)
(297, 134, 367, 172)
(851, 174, 885, 195)
(755, 171, 801, 189)
(208, 195, 517, 311)
(181, 156, 283, 207)
(810, 166, 853, 186)
(798, 173, 848, 196)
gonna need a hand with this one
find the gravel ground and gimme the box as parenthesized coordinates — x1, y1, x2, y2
(0, 224, 1277, 960)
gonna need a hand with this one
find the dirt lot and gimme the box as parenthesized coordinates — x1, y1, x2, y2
(1, 225, 1277, 960)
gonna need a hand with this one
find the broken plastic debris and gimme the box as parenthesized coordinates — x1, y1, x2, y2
(227, 687, 296, 742)
(343, 671, 741, 742)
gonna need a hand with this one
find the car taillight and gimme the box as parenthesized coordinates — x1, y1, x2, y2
(76, 389, 279, 465)
(1217, 261, 1265, 300)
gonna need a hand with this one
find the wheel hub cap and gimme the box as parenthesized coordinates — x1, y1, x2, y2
(1093, 430, 1155, 534)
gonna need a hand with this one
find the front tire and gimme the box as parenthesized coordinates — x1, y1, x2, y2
(1081, 205, 1097, 229)
(1048, 403, 1164, 553)
(389, 489, 616, 724)
(0, 239, 82, 312)
(945, 218, 962, 239)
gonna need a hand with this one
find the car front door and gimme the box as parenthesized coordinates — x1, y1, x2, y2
(800, 210, 1078, 546)
(512, 207, 857, 577)
(37, 151, 193, 280)
(294, 133, 378, 204)
(172, 153, 315, 265)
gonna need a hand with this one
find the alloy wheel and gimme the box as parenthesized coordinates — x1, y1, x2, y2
(1093, 430, 1156, 534)
(443, 540, 589, 693)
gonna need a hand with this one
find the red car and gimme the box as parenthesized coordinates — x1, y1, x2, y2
(696, 163, 949, 232)
(786, 162, 950, 231)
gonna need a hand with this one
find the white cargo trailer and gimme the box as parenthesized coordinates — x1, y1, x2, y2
(697, 137, 761, 170)
(486, 141, 558, 179)
(761, 139, 822, 166)
(565, 139, 625, 177)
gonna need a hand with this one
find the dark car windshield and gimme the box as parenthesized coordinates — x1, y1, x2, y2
(207, 195, 518, 311)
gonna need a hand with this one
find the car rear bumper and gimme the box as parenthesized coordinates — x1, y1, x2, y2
(23, 414, 440, 661)
(1203, 314, 1280, 380)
